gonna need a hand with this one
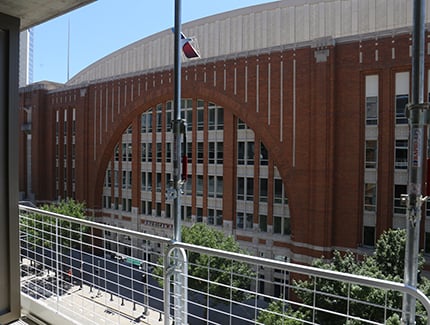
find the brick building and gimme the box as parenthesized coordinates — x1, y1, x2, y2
(18, 0, 430, 290)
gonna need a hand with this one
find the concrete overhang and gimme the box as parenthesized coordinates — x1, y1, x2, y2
(0, 0, 95, 30)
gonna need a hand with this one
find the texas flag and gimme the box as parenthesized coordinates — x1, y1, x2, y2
(172, 28, 200, 59)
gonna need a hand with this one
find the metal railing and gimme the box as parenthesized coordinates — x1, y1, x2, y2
(18, 205, 430, 325)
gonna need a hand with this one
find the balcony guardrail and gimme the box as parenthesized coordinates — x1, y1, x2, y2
(19, 205, 430, 325)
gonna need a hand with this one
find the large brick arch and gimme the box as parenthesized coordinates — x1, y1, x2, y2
(91, 79, 294, 218)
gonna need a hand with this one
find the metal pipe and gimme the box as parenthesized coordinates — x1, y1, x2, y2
(173, 0, 182, 243)
(402, 0, 428, 323)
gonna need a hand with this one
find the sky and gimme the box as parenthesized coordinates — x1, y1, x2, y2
(33, 0, 277, 84)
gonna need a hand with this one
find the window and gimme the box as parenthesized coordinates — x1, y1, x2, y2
(208, 176, 215, 197)
(237, 212, 244, 229)
(364, 183, 376, 212)
(197, 142, 204, 164)
(122, 170, 127, 189)
(365, 140, 377, 168)
(114, 144, 119, 161)
(425, 232, 430, 254)
(141, 172, 146, 191)
(260, 142, 268, 165)
(395, 72, 409, 124)
(366, 97, 378, 125)
(208, 142, 215, 164)
(363, 226, 375, 247)
(394, 184, 407, 214)
(247, 142, 255, 165)
(141, 113, 148, 133)
(274, 216, 291, 235)
(395, 95, 409, 124)
(260, 178, 268, 202)
(156, 173, 162, 191)
(156, 143, 162, 162)
(216, 176, 223, 198)
(259, 215, 267, 232)
(238, 142, 245, 165)
(166, 143, 172, 163)
(237, 177, 245, 200)
(274, 179, 283, 204)
(147, 172, 152, 190)
(246, 178, 254, 201)
(156, 104, 163, 132)
(127, 171, 132, 189)
(217, 142, 223, 164)
(197, 175, 204, 195)
(197, 107, 204, 131)
(395, 140, 408, 169)
(141, 143, 147, 162)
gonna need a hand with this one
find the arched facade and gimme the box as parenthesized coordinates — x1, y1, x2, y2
(18, 0, 430, 275)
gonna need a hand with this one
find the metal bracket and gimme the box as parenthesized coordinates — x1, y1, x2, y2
(171, 118, 187, 134)
(405, 102, 430, 123)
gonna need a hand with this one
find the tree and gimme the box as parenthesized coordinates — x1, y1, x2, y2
(21, 199, 88, 252)
(154, 223, 254, 303)
(257, 229, 430, 325)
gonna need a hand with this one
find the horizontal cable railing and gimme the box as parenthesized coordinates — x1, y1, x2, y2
(19, 205, 430, 325)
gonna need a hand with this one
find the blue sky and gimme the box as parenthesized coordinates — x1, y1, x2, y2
(33, 0, 276, 83)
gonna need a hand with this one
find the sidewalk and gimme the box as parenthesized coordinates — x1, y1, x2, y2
(44, 282, 171, 325)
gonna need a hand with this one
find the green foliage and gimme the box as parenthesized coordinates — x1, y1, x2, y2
(154, 223, 254, 303)
(256, 300, 307, 325)
(21, 199, 87, 251)
(258, 229, 429, 325)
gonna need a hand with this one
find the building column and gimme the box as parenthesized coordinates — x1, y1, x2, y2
(0, 13, 21, 323)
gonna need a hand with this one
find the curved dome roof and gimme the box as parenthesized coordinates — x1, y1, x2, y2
(66, 0, 417, 86)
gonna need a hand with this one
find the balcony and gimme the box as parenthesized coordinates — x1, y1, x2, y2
(18, 205, 430, 325)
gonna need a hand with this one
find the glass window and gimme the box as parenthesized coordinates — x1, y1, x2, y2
(156, 104, 163, 132)
(366, 96, 378, 125)
(425, 232, 430, 254)
(208, 142, 215, 164)
(216, 176, 223, 198)
(237, 177, 245, 200)
(260, 178, 268, 202)
(197, 107, 204, 131)
(395, 94, 409, 124)
(395, 139, 408, 169)
(246, 213, 253, 229)
(208, 105, 215, 130)
(365, 140, 377, 168)
(259, 215, 267, 232)
(364, 183, 377, 212)
(274, 216, 282, 234)
(197, 175, 204, 195)
(147, 172, 152, 190)
(208, 176, 215, 197)
(217, 142, 223, 164)
(156, 143, 162, 162)
(260, 142, 268, 165)
(246, 178, 254, 201)
(363, 226, 375, 247)
(197, 142, 204, 164)
(274, 179, 283, 204)
(247, 142, 255, 165)
(217, 107, 224, 130)
(237, 212, 244, 229)
(394, 184, 407, 214)
(238, 142, 245, 165)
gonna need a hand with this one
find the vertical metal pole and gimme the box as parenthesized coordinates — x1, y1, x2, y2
(173, 0, 182, 244)
(173, 1, 186, 324)
(402, 0, 427, 323)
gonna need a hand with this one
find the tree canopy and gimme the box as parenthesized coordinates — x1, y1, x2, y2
(154, 223, 254, 303)
(257, 229, 430, 325)
(21, 199, 87, 251)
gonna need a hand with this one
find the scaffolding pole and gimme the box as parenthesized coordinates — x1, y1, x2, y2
(402, 0, 429, 324)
